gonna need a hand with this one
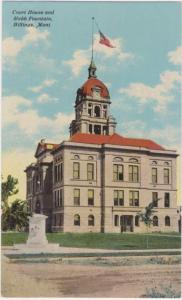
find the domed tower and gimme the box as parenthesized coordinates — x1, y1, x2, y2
(69, 60, 117, 136)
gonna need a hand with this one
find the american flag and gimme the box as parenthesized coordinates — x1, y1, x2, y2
(99, 30, 115, 48)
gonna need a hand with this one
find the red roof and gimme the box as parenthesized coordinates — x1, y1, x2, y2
(35, 142, 59, 157)
(70, 133, 165, 151)
(80, 78, 110, 98)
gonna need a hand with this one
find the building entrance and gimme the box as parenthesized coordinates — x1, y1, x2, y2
(120, 215, 133, 232)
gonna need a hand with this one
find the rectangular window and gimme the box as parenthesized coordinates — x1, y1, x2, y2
(164, 193, 170, 207)
(113, 164, 123, 181)
(74, 189, 80, 206)
(57, 190, 60, 207)
(114, 215, 119, 226)
(88, 189, 94, 206)
(152, 192, 158, 207)
(54, 190, 57, 208)
(54, 165, 62, 183)
(129, 191, 139, 206)
(59, 213, 63, 226)
(129, 165, 139, 182)
(73, 162, 80, 179)
(87, 163, 94, 181)
(152, 168, 157, 184)
(59, 189, 63, 206)
(164, 168, 170, 184)
(114, 190, 124, 206)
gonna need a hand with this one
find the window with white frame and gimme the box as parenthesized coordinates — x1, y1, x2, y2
(113, 164, 124, 181)
(129, 191, 139, 206)
(87, 163, 94, 180)
(164, 168, 170, 184)
(73, 162, 80, 179)
(152, 168, 157, 184)
(88, 189, 94, 206)
(74, 189, 80, 206)
(129, 165, 139, 182)
(114, 190, 124, 206)
(152, 192, 158, 207)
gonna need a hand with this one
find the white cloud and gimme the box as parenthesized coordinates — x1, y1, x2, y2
(121, 120, 146, 138)
(63, 49, 90, 76)
(37, 93, 58, 103)
(2, 95, 74, 136)
(93, 34, 134, 61)
(63, 33, 134, 76)
(2, 27, 49, 58)
(168, 46, 182, 65)
(2, 95, 31, 126)
(121, 120, 180, 151)
(30, 79, 57, 93)
(119, 70, 182, 112)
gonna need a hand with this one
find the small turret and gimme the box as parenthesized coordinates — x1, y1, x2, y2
(88, 59, 97, 78)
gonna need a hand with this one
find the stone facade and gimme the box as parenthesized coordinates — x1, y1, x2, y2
(25, 61, 179, 233)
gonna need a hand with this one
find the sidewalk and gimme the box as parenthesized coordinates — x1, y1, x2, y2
(2, 246, 181, 256)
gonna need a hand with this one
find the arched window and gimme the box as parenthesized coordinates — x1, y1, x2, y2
(153, 216, 158, 226)
(74, 214, 80, 226)
(94, 125, 101, 134)
(88, 215, 94, 226)
(74, 155, 80, 160)
(165, 216, 170, 226)
(89, 124, 92, 133)
(94, 106, 101, 117)
(113, 157, 123, 162)
(129, 158, 138, 163)
(88, 156, 94, 160)
(114, 215, 119, 226)
(135, 215, 140, 227)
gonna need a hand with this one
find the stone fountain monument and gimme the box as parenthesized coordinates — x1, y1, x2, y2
(14, 214, 60, 253)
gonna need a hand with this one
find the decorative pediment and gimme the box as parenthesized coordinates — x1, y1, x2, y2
(35, 143, 45, 158)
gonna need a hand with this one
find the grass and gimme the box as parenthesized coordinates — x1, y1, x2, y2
(8, 255, 181, 266)
(144, 284, 181, 298)
(2, 232, 181, 250)
(5, 251, 181, 260)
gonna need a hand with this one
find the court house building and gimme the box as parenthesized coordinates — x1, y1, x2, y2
(25, 61, 179, 233)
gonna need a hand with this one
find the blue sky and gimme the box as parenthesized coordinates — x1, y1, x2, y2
(2, 1, 181, 199)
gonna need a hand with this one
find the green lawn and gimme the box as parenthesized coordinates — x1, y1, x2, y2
(2, 232, 181, 250)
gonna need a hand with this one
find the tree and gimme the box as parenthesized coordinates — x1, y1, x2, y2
(138, 198, 161, 248)
(8, 199, 29, 231)
(1, 175, 29, 231)
(2, 175, 19, 209)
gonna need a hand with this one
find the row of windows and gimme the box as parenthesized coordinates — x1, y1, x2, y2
(54, 189, 63, 207)
(152, 192, 170, 207)
(114, 215, 171, 227)
(152, 168, 170, 184)
(87, 104, 107, 118)
(51, 163, 171, 185)
(73, 162, 94, 180)
(74, 214, 95, 226)
(54, 163, 63, 183)
(72, 189, 170, 208)
(27, 174, 42, 194)
(74, 189, 94, 206)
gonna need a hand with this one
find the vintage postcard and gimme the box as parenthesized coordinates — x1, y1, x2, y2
(1, 0, 181, 298)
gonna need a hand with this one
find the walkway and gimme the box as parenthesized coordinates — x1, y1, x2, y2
(2, 246, 181, 256)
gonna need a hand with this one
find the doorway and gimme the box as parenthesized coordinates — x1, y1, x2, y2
(120, 215, 133, 232)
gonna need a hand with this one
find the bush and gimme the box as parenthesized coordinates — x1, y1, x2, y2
(144, 284, 181, 298)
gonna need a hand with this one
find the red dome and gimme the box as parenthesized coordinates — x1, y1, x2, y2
(80, 78, 110, 99)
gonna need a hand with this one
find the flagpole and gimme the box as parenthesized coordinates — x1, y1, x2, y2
(91, 17, 94, 60)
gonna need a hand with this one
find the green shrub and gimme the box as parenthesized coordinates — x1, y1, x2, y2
(144, 284, 181, 298)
